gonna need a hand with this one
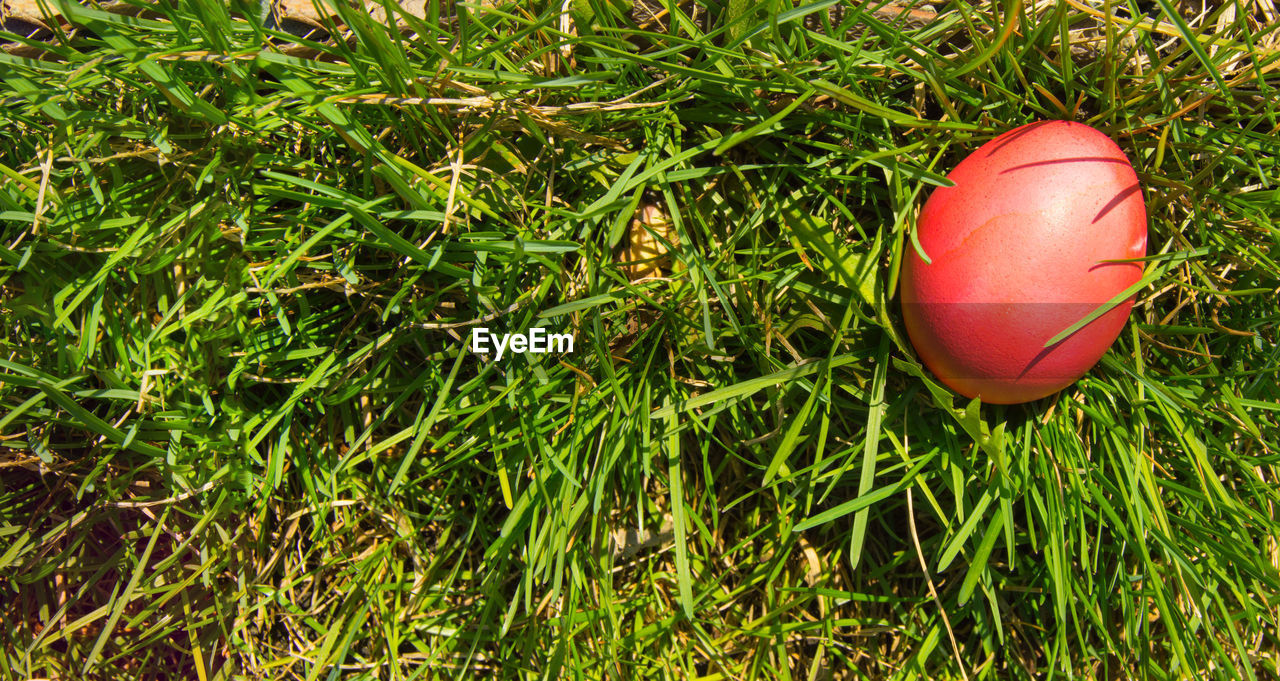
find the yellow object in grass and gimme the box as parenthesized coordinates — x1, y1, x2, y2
(626, 202, 677, 280)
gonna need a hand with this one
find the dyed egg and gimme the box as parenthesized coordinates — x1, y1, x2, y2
(626, 202, 677, 279)
(899, 120, 1147, 404)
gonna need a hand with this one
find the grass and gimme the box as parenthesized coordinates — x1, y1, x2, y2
(1, 0, 1279, 677)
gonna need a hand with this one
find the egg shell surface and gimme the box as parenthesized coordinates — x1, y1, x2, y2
(899, 120, 1147, 404)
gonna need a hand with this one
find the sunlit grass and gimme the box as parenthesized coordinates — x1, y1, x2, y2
(1, 0, 1278, 678)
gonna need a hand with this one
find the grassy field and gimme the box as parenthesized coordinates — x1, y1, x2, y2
(2, 0, 1279, 678)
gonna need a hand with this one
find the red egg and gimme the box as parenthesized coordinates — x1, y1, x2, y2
(899, 120, 1147, 404)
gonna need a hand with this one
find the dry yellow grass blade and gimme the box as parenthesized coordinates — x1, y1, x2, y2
(274, 0, 427, 25)
(3, 0, 49, 18)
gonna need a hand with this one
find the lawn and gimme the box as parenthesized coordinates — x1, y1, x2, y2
(1, 0, 1279, 678)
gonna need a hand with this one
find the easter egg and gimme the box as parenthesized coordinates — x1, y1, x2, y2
(626, 202, 677, 279)
(899, 120, 1147, 404)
